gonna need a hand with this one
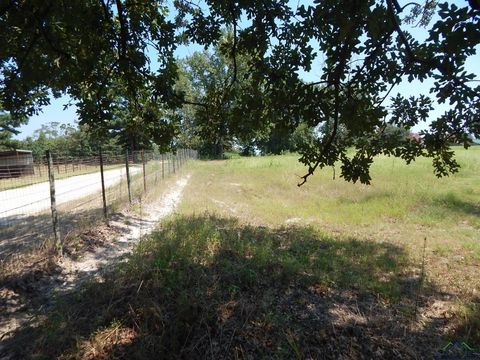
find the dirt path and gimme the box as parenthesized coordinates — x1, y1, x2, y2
(0, 166, 141, 224)
(0, 174, 190, 353)
(60, 174, 191, 285)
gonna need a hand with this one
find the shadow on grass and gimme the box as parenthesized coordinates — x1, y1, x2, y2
(432, 193, 480, 218)
(0, 205, 149, 323)
(0, 207, 105, 260)
(1, 214, 477, 359)
(0, 200, 138, 261)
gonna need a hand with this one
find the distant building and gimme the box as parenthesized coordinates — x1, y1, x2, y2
(408, 132, 422, 143)
(0, 150, 35, 179)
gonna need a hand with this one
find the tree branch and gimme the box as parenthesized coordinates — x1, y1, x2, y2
(347, 29, 395, 88)
(183, 99, 209, 108)
(387, 0, 424, 63)
(298, 80, 340, 186)
(100, 0, 116, 36)
(387, 0, 478, 100)
(115, 0, 128, 61)
(298, 38, 352, 186)
(400, 2, 421, 12)
(375, 69, 406, 107)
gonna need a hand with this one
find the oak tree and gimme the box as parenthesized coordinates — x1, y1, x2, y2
(1, 0, 478, 183)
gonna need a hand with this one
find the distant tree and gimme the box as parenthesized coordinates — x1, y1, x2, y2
(0, 108, 27, 150)
(18, 122, 122, 159)
(380, 124, 411, 142)
(290, 123, 317, 153)
(177, 39, 238, 158)
(239, 142, 256, 157)
(256, 125, 293, 155)
(1, 1, 478, 183)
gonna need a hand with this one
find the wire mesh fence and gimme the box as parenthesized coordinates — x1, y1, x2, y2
(0, 149, 197, 257)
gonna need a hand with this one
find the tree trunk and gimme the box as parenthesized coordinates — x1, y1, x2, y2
(217, 135, 224, 159)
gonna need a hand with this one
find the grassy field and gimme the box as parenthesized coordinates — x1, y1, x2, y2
(179, 148, 480, 296)
(7, 148, 479, 359)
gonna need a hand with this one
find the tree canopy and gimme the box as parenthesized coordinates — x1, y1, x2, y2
(12, 121, 122, 159)
(0, 107, 27, 150)
(176, 33, 277, 158)
(1, 0, 479, 183)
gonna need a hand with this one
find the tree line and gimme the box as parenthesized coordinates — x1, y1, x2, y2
(0, 1, 478, 183)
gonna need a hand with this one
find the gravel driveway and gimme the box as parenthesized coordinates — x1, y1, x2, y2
(0, 167, 141, 225)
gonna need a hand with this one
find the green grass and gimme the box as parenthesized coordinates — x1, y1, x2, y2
(179, 148, 480, 294)
(180, 147, 480, 229)
(175, 148, 480, 348)
(25, 215, 421, 359)
(8, 149, 480, 359)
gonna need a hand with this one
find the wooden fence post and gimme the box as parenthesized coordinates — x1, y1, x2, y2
(168, 153, 171, 175)
(46, 150, 62, 255)
(125, 149, 132, 204)
(161, 153, 165, 180)
(141, 149, 147, 192)
(99, 148, 108, 222)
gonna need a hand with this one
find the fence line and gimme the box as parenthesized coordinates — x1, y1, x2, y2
(0, 149, 198, 256)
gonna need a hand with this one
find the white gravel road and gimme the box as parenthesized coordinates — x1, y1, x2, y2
(0, 167, 141, 224)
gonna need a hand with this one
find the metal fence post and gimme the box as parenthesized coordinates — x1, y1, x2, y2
(99, 148, 108, 222)
(141, 149, 147, 192)
(125, 149, 132, 204)
(46, 150, 62, 255)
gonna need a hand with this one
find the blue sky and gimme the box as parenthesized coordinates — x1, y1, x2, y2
(14, 0, 479, 139)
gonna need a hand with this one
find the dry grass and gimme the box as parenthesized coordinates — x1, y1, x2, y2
(11, 214, 476, 359)
(2, 150, 479, 359)
(179, 148, 480, 298)
(176, 148, 480, 348)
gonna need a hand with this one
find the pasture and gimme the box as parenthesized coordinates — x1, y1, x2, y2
(5, 148, 480, 359)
